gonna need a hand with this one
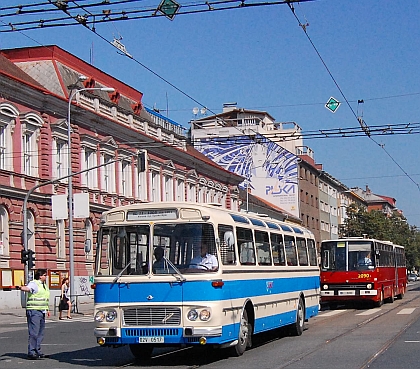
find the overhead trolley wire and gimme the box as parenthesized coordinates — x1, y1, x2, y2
(0, 0, 316, 32)
(286, 1, 420, 192)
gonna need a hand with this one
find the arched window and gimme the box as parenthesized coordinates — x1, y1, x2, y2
(0, 104, 18, 171)
(21, 113, 43, 177)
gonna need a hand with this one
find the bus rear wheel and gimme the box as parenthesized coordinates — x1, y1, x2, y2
(230, 310, 251, 356)
(289, 297, 305, 336)
(129, 344, 154, 361)
(396, 286, 405, 299)
(386, 286, 395, 303)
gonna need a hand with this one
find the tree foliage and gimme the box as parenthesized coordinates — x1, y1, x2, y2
(340, 203, 420, 270)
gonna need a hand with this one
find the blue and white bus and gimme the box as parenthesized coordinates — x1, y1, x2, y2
(93, 202, 320, 359)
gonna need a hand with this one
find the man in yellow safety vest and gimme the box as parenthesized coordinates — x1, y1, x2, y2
(17, 268, 50, 360)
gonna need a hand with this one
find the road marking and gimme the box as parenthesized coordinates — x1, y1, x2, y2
(319, 310, 347, 317)
(356, 308, 382, 316)
(397, 308, 416, 315)
(405, 340, 420, 343)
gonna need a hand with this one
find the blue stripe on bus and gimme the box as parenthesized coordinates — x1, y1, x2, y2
(103, 307, 318, 347)
(94, 276, 320, 304)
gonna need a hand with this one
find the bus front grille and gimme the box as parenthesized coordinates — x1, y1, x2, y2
(123, 307, 181, 326)
(332, 284, 368, 289)
(124, 328, 180, 337)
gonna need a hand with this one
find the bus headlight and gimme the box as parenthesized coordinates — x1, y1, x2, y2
(95, 311, 106, 322)
(106, 310, 117, 322)
(366, 283, 372, 289)
(323, 284, 328, 290)
(187, 309, 198, 321)
(199, 309, 211, 321)
(95, 309, 117, 322)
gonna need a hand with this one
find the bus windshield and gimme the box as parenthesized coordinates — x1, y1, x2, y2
(96, 222, 218, 276)
(321, 240, 374, 271)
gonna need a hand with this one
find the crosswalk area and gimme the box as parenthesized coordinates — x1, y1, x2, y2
(318, 307, 417, 318)
(8, 314, 94, 326)
(51, 315, 94, 323)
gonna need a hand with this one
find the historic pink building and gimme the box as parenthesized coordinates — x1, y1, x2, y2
(0, 46, 243, 307)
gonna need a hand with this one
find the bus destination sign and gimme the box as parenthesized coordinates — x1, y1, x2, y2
(127, 209, 178, 221)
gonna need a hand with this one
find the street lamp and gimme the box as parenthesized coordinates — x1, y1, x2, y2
(67, 84, 114, 299)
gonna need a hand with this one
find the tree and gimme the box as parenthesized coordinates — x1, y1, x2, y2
(340, 203, 420, 270)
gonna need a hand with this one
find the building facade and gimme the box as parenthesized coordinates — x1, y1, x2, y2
(0, 46, 243, 308)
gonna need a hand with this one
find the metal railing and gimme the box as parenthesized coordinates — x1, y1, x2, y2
(53, 293, 93, 316)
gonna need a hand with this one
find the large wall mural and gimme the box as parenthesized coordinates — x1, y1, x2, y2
(198, 134, 299, 216)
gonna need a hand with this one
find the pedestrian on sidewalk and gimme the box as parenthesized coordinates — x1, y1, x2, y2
(59, 277, 72, 320)
(16, 268, 50, 360)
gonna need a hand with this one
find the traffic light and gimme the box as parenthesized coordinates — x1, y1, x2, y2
(28, 249, 36, 270)
(21, 249, 30, 265)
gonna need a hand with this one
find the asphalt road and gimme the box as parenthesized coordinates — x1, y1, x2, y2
(1, 283, 419, 369)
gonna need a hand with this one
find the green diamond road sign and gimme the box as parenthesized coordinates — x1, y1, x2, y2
(157, 0, 181, 20)
(325, 97, 340, 113)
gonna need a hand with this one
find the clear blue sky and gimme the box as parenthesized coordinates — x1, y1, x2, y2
(2, 0, 420, 227)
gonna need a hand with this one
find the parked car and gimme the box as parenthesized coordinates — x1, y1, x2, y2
(408, 273, 418, 282)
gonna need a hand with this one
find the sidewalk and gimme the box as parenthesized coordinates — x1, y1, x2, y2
(0, 298, 94, 324)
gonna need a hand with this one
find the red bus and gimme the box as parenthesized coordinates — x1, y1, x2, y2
(320, 238, 407, 308)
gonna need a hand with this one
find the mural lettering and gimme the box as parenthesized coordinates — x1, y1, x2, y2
(265, 184, 296, 196)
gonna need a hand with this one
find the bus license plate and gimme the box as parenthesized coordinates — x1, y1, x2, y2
(139, 337, 164, 343)
(338, 290, 355, 296)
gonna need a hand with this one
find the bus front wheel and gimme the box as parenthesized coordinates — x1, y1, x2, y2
(129, 344, 153, 361)
(374, 290, 384, 307)
(231, 310, 251, 356)
(289, 297, 305, 336)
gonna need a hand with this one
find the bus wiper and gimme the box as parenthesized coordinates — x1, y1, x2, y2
(112, 261, 132, 285)
(163, 257, 186, 282)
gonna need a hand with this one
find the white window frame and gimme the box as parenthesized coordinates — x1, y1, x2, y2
(21, 113, 42, 177)
(176, 178, 185, 201)
(119, 158, 132, 197)
(137, 150, 147, 201)
(187, 182, 196, 202)
(101, 153, 116, 193)
(82, 147, 98, 189)
(164, 175, 173, 201)
(0, 104, 18, 172)
(151, 170, 161, 202)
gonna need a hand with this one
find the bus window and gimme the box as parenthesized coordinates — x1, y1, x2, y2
(97, 230, 110, 274)
(271, 233, 286, 266)
(237, 227, 255, 265)
(321, 241, 346, 271)
(284, 235, 298, 266)
(153, 223, 217, 273)
(219, 225, 236, 265)
(348, 241, 374, 270)
(296, 237, 308, 266)
(307, 239, 318, 266)
(255, 230, 271, 265)
(111, 226, 149, 276)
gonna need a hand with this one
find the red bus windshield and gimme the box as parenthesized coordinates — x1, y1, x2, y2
(321, 240, 375, 271)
